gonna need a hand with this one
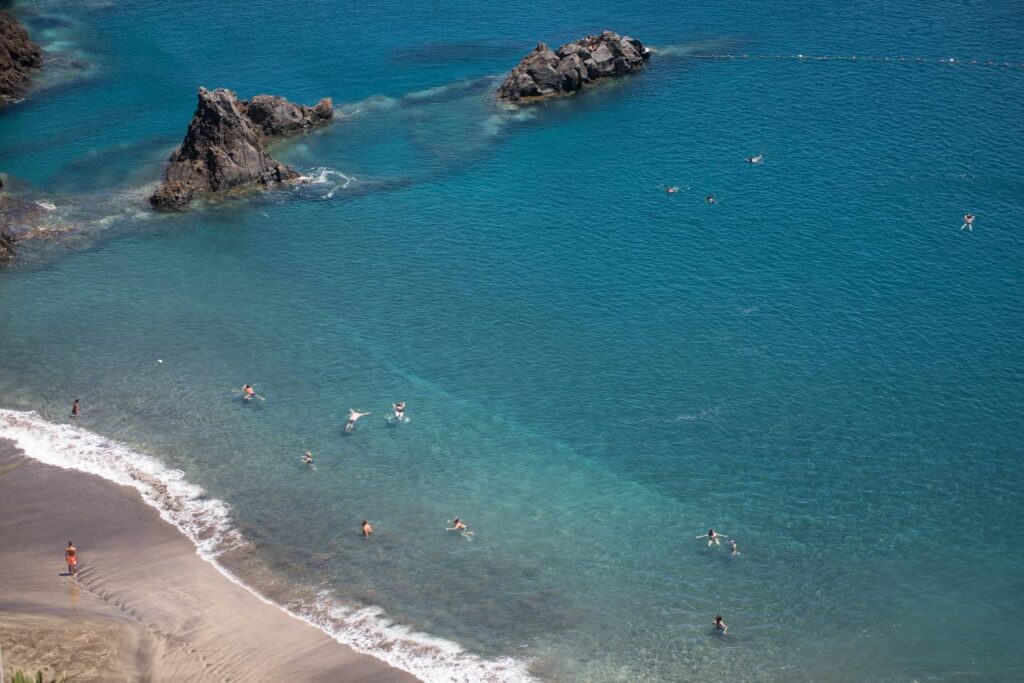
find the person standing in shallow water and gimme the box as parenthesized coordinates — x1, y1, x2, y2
(65, 541, 78, 576)
(361, 520, 373, 538)
(71, 399, 79, 418)
(714, 615, 728, 634)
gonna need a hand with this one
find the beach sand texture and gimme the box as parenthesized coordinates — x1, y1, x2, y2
(0, 440, 416, 682)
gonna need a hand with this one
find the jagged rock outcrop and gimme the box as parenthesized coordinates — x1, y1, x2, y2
(0, 10, 43, 105)
(150, 87, 333, 211)
(0, 230, 15, 263)
(497, 31, 650, 103)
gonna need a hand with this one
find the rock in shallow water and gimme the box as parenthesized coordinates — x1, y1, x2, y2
(0, 10, 43, 105)
(496, 30, 650, 103)
(150, 87, 333, 211)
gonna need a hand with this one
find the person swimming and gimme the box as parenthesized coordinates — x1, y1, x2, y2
(448, 518, 467, 531)
(303, 451, 314, 465)
(706, 195, 717, 204)
(346, 409, 371, 433)
(242, 384, 256, 400)
(361, 520, 373, 537)
(730, 539, 740, 555)
(697, 528, 727, 546)
(714, 615, 728, 634)
(393, 401, 406, 420)
(746, 154, 764, 164)
(666, 186, 679, 194)
(961, 213, 975, 231)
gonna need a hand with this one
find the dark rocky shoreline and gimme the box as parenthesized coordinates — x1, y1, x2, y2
(150, 87, 333, 211)
(497, 31, 650, 103)
(0, 10, 42, 106)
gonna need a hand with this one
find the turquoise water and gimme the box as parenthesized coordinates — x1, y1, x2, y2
(2, 0, 1024, 680)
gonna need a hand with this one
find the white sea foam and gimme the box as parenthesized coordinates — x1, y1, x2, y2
(0, 408, 534, 683)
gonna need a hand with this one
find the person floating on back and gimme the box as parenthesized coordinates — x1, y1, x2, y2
(697, 528, 727, 547)
(713, 615, 728, 634)
(961, 213, 975, 231)
(361, 520, 373, 538)
(71, 399, 80, 419)
(346, 409, 371, 433)
(65, 541, 78, 576)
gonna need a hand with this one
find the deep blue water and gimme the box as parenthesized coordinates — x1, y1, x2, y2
(2, 0, 1023, 680)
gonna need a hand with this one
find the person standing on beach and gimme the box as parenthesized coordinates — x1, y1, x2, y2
(361, 520, 373, 538)
(65, 541, 78, 576)
(71, 399, 80, 418)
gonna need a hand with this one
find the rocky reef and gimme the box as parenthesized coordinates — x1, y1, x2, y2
(0, 10, 43, 105)
(497, 31, 650, 103)
(150, 87, 333, 211)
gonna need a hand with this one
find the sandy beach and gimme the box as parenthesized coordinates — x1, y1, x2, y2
(0, 439, 417, 682)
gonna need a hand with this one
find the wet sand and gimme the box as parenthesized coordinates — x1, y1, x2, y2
(0, 439, 418, 682)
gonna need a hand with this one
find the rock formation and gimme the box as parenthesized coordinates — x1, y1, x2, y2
(497, 31, 650, 103)
(0, 10, 43, 105)
(150, 87, 333, 211)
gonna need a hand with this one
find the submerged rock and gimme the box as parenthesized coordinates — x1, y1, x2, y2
(150, 87, 333, 211)
(0, 10, 43, 105)
(497, 31, 650, 103)
(0, 230, 13, 263)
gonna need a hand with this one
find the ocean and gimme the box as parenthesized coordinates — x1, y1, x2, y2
(2, 0, 1023, 680)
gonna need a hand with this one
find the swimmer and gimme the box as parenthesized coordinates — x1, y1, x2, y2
(346, 409, 371, 433)
(713, 615, 728, 634)
(447, 517, 468, 531)
(746, 154, 764, 164)
(303, 451, 314, 465)
(696, 528, 727, 546)
(666, 186, 680, 194)
(961, 213, 975, 231)
(71, 398, 80, 418)
(65, 541, 78, 576)
(242, 384, 257, 400)
(705, 195, 717, 204)
(730, 539, 740, 555)
(393, 401, 406, 420)
(361, 520, 373, 537)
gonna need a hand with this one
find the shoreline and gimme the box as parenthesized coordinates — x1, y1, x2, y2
(0, 438, 419, 682)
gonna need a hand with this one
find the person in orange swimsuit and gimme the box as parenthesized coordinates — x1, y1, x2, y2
(65, 541, 78, 576)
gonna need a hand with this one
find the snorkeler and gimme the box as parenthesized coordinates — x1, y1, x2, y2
(361, 520, 373, 537)
(961, 213, 975, 231)
(713, 615, 728, 634)
(697, 529, 727, 546)
(346, 409, 371, 433)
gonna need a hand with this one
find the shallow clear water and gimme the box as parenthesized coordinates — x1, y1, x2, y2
(2, 0, 1023, 680)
